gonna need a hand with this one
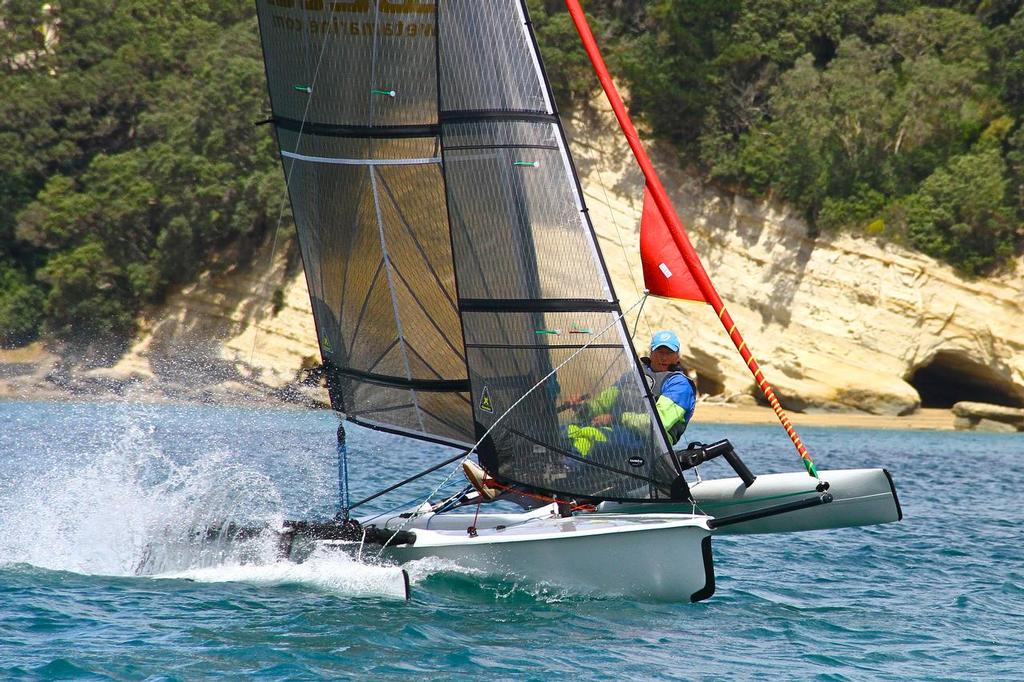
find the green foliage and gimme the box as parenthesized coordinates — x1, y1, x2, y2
(271, 288, 285, 317)
(1007, 123, 1024, 214)
(593, 0, 1023, 274)
(0, 261, 44, 347)
(899, 143, 1016, 274)
(3, 1, 1023, 354)
(1, 4, 280, 349)
(527, 0, 603, 106)
(989, 6, 1024, 112)
(36, 241, 135, 347)
(616, 0, 741, 155)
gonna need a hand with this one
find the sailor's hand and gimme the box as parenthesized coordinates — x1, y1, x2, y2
(565, 393, 585, 407)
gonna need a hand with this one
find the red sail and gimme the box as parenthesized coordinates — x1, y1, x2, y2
(639, 186, 706, 302)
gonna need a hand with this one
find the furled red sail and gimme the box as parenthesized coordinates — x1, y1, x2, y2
(639, 186, 706, 303)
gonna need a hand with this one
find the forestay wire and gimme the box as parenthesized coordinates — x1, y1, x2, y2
(592, 142, 652, 343)
(248, 6, 334, 366)
(374, 293, 650, 557)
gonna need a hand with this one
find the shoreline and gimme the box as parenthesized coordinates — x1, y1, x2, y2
(3, 388, 958, 431)
(695, 403, 955, 430)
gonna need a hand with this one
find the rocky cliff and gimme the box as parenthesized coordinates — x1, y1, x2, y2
(6, 106, 1023, 415)
(568, 108, 1024, 415)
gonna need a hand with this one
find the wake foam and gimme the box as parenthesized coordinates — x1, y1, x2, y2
(0, 416, 283, 576)
(159, 546, 410, 600)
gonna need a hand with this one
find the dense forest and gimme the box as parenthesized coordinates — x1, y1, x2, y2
(1, 0, 1022, 353)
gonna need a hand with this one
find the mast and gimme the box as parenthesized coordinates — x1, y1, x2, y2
(564, 0, 818, 477)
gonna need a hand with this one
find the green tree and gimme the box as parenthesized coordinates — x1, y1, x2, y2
(615, 0, 741, 155)
(899, 142, 1017, 274)
(714, 8, 1003, 231)
(36, 241, 135, 348)
(989, 6, 1024, 112)
(0, 261, 44, 348)
(4, 7, 280, 351)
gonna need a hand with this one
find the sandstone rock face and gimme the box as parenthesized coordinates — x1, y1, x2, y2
(954, 416, 1021, 433)
(109, 245, 329, 407)
(565, 107, 1024, 416)
(952, 401, 1024, 421)
(11, 105, 1022, 416)
(952, 401, 1024, 431)
(5, 245, 331, 408)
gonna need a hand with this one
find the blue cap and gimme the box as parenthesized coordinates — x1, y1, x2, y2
(650, 330, 680, 352)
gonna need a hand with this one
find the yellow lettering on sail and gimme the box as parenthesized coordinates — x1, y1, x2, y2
(269, 0, 435, 12)
(380, 0, 435, 13)
(329, 0, 370, 10)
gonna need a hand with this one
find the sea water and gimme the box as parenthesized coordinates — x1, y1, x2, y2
(1, 399, 1021, 680)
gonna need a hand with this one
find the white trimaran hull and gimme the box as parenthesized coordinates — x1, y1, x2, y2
(374, 508, 715, 602)
(297, 506, 714, 601)
(598, 468, 902, 534)
(299, 468, 896, 600)
(295, 468, 896, 600)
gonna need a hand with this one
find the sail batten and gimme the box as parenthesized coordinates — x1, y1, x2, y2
(459, 299, 617, 313)
(272, 118, 441, 138)
(440, 110, 559, 124)
(281, 150, 441, 166)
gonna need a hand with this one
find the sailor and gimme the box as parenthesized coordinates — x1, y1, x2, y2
(641, 330, 697, 446)
(566, 329, 696, 454)
(464, 330, 697, 498)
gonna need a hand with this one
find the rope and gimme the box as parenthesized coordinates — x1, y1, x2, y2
(593, 142, 652, 343)
(248, 7, 333, 366)
(358, 478, 467, 526)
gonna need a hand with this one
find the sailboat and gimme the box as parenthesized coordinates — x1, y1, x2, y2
(251, 0, 901, 601)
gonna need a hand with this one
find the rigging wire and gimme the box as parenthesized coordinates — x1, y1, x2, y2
(630, 289, 648, 340)
(247, 6, 334, 367)
(591, 139, 653, 343)
(358, 479, 467, 527)
(374, 294, 651, 557)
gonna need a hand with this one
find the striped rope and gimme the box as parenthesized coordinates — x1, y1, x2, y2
(717, 304, 819, 478)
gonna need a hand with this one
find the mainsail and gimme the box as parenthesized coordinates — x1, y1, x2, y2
(257, 0, 683, 501)
(257, 0, 473, 449)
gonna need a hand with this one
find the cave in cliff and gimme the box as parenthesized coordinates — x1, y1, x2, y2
(908, 351, 1024, 408)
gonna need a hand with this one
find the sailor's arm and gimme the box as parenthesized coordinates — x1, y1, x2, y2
(620, 374, 696, 445)
(657, 374, 696, 445)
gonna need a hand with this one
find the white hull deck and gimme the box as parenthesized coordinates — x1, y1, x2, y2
(598, 468, 902, 534)
(375, 507, 715, 601)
